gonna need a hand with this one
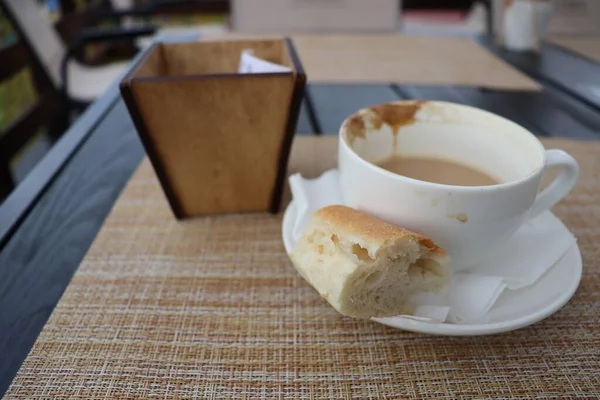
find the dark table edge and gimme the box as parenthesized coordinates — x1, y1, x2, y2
(544, 41, 600, 71)
(481, 38, 600, 113)
(0, 70, 133, 251)
(536, 42, 600, 112)
(0, 90, 121, 251)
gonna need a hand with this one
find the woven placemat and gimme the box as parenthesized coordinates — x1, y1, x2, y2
(201, 33, 541, 91)
(7, 137, 600, 399)
(547, 36, 600, 65)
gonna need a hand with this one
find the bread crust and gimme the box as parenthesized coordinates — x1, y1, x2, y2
(289, 205, 450, 319)
(313, 205, 447, 261)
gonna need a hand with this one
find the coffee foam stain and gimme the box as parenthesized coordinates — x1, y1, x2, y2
(344, 101, 482, 149)
(415, 102, 474, 125)
(344, 101, 427, 148)
(368, 101, 425, 133)
(447, 213, 468, 223)
(370, 101, 426, 152)
(431, 198, 439, 207)
(344, 114, 366, 146)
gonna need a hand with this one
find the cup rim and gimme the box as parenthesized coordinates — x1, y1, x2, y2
(339, 100, 547, 191)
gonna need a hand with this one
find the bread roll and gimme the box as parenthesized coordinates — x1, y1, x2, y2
(289, 205, 450, 319)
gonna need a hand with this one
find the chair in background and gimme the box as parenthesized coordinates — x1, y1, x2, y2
(64, 0, 230, 50)
(127, 0, 230, 15)
(403, 0, 477, 11)
(55, 0, 143, 66)
(0, 0, 156, 113)
(60, 0, 230, 15)
(0, 29, 67, 201)
(401, 0, 490, 37)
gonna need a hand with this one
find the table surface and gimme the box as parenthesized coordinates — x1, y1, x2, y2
(1, 35, 600, 396)
(7, 136, 600, 399)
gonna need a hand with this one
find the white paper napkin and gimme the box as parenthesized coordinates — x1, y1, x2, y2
(238, 50, 292, 74)
(289, 170, 343, 243)
(287, 170, 577, 324)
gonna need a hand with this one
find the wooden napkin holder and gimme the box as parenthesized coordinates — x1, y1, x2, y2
(120, 39, 306, 219)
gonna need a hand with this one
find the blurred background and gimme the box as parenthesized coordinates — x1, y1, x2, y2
(1, 0, 597, 201)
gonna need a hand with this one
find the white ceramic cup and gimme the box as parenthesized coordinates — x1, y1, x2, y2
(338, 100, 579, 272)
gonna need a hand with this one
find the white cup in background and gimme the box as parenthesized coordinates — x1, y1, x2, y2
(502, 0, 554, 51)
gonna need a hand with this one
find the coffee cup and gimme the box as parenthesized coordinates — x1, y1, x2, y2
(338, 100, 579, 271)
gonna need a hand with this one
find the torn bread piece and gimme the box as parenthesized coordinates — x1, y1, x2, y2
(289, 205, 450, 319)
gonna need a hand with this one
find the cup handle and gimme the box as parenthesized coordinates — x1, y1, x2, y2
(529, 149, 579, 219)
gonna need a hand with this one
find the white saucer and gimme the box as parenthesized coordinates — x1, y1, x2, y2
(282, 200, 582, 336)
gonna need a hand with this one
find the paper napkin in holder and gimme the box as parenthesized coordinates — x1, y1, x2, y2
(288, 171, 577, 324)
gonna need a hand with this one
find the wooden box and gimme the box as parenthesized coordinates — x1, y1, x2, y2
(119, 39, 306, 219)
(231, 0, 401, 33)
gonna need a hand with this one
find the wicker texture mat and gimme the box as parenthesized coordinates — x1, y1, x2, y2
(200, 33, 542, 91)
(291, 35, 541, 90)
(6, 137, 600, 399)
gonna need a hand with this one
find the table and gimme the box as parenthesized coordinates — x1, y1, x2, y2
(1, 35, 600, 397)
(487, 39, 600, 111)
